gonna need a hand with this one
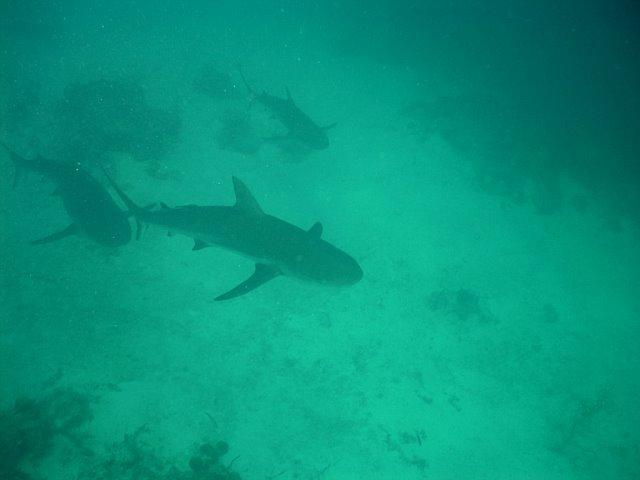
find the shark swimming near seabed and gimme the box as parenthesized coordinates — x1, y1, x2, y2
(103, 171, 362, 300)
(1, 143, 131, 247)
(238, 66, 336, 150)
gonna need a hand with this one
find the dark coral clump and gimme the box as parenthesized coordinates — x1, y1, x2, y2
(193, 64, 240, 100)
(215, 109, 262, 155)
(0, 388, 94, 480)
(188, 441, 239, 480)
(51, 79, 181, 163)
(81, 426, 241, 480)
(427, 288, 493, 323)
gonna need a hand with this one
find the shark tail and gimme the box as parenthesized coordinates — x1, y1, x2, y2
(100, 166, 145, 240)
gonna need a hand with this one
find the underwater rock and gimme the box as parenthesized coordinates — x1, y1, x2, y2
(51, 78, 181, 164)
(194, 64, 240, 100)
(215, 109, 262, 155)
(427, 288, 493, 323)
(268, 135, 314, 162)
(401, 95, 569, 215)
(1, 78, 42, 132)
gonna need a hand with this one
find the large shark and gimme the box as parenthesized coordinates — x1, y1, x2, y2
(104, 172, 362, 300)
(2, 143, 131, 247)
(238, 67, 336, 150)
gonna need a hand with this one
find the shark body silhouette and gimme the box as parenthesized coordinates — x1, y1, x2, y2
(2, 143, 131, 247)
(105, 173, 362, 300)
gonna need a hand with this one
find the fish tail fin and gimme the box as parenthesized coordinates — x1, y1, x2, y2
(100, 166, 145, 240)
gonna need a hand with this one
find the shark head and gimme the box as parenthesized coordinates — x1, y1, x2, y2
(290, 223, 363, 286)
(306, 130, 330, 150)
(314, 248, 363, 285)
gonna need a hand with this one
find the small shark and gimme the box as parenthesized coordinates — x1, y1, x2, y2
(238, 67, 336, 150)
(104, 172, 362, 300)
(2, 143, 131, 247)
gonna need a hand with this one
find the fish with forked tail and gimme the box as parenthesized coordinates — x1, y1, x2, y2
(238, 66, 336, 150)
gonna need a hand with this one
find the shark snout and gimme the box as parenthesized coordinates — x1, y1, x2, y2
(346, 259, 363, 284)
(334, 255, 363, 285)
(315, 135, 330, 150)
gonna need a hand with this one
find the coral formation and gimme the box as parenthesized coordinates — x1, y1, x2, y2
(0, 388, 94, 479)
(50, 79, 181, 165)
(81, 426, 241, 480)
(427, 288, 492, 323)
(194, 64, 240, 100)
(0, 388, 241, 480)
(215, 109, 262, 155)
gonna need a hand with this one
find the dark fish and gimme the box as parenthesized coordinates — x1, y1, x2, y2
(238, 67, 336, 150)
(104, 172, 362, 300)
(2, 143, 131, 247)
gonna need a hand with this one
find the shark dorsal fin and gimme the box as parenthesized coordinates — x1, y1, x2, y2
(308, 222, 323, 239)
(285, 86, 294, 104)
(232, 177, 263, 215)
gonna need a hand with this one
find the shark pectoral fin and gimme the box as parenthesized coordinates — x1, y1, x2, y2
(192, 239, 210, 251)
(322, 122, 338, 131)
(215, 263, 280, 301)
(308, 221, 323, 238)
(31, 223, 79, 245)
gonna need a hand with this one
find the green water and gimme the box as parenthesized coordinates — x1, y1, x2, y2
(1, 1, 639, 479)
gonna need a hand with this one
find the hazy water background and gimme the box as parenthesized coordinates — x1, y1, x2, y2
(1, 1, 639, 479)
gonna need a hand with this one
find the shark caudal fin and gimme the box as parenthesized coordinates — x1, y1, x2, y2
(100, 167, 144, 240)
